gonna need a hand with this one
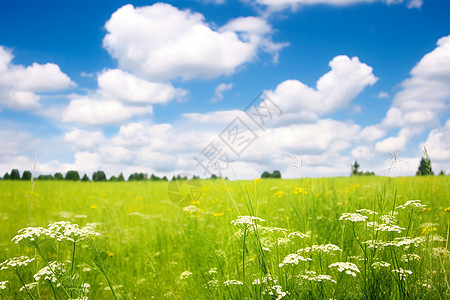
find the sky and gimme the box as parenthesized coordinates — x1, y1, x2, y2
(0, 0, 449, 180)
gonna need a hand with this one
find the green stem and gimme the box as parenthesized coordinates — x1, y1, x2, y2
(15, 270, 35, 300)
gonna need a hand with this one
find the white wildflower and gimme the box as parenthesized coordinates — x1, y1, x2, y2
(34, 261, 66, 284)
(288, 231, 309, 239)
(402, 253, 420, 262)
(279, 253, 312, 267)
(391, 268, 412, 280)
(397, 200, 426, 210)
(262, 227, 288, 234)
(207, 267, 217, 275)
(329, 262, 360, 277)
(297, 244, 342, 254)
(371, 261, 391, 269)
(182, 205, 200, 214)
(277, 238, 291, 246)
(0, 281, 8, 290)
(47, 221, 100, 243)
(263, 285, 290, 300)
(299, 271, 336, 283)
(375, 224, 405, 233)
(0, 256, 35, 271)
(204, 279, 219, 289)
(231, 216, 265, 227)
(356, 209, 378, 215)
(223, 279, 243, 286)
(81, 283, 90, 294)
(380, 214, 397, 225)
(339, 213, 368, 222)
(179, 271, 192, 280)
(19, 282, 37, 292)
(11, 227, 54, 245)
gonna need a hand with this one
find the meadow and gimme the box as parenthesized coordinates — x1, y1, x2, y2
(0, 175, 448, 299)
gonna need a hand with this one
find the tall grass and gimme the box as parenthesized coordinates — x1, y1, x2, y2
(0, 176, 448, 299)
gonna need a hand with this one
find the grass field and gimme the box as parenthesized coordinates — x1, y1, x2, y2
(0, 176, 449, 299)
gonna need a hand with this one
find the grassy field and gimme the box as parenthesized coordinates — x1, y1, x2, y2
(0, 176, 449, 299)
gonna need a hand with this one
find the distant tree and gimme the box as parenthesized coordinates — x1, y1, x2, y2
(92, 170, 107, 182)
(22, 170, 32, 181)
(54, 172, 64, 180)
(128, 172, 147, 181)
(3, 172, 10, 180)
(416, 157, 434, 176)
(150, 174, 161, 181)
(438, 169, 446, 176)
(10, 169, 20, 180)
(171, 175, 177, 181)
(65, 170, 80, 181)
(351, 161, 361, 176)
(117, 173, 125, 181)
(37, 174, 53, 180)
(261, 170, 282, 179)
(161, 176, 168, 181)
(109, 175, 117, 181)
(81, 174, 90, 182)
(210, 174, 219, 180)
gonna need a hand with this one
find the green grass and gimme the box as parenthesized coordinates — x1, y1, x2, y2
(0, 176, 449, 299)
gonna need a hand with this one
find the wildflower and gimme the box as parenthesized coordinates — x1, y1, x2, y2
(0, 281, 8, 290)
(262, 226, 288, 234)
(204, 279, 219, 289)
(277, 238, 291, 246)
(329, 262, 360, 277)
(397, 200, 426, 210)
(279, 253, 312, 267)
(274, 191, 285, 198)
(213, 212, 224, 217)
(34, 261, 66, 285)
(0, 256, 35, 271)
(81, 283, 90, 294)
(223, 280, 243, 286)
(299, 271, 336, 283)
(339, 213, 368, 222)
(356, 209, 378, 215)
(252, 275, 278, 285)
(297, 244, 342, 254)
(401, 254, 420, 262)
(263, 285, 290, 300)
(421, 226, 437, 235)
(380, 214, 397, 225)
(19, 282, 38, 292)
(288, 231, 309, 239)
(391, 268, 412, 280)
(179, 271, 192, 280)
(182, 205, 200, 214)
(294, 187, 304, 194)
(90, 205, 97, 209)
(371, 261, 391, 269)
(445, 207, 450, 212)
(231, 215, 265, 228)
(47, 221, 100, 243)
(11, 227, 55, 246)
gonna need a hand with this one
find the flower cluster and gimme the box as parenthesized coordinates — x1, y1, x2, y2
(0, 256, 35, 271)
(179, 271, 192, 280)
(329, 262, 360, 277)
(401, 253, 420, 262)
(262, 285, 290, 300)
(339, 213, 368, 222)
(11, 227, 55, 245)
(47, 221, 100, 243)
(397, 200, 426, 210)
(391, 268, 412, 280)
(223, 280, 243, 286)
(34, 261, 66, 287)
(356, 209, 378, 215)
(297, 244, 342, 254)
(371, 261, 391, 269)
(0, 281, 8, 290)
(231, 216, 265, 228)
(288, 231, 309, 239)
(279, 254, 312, 267)
(299, 271, 336, 283)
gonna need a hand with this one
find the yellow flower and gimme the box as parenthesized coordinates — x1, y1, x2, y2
(213, 212, 224, 217)
(294, 187, 303, 194)
(254, 178, 261, 184)
(227, 208, 233, 212)
(421, 226, 437, 235)
(90, 205, 97, 209)
(106, 251, 114, 258)
(274, 191, 284, 198)
(191, 200, 201, 205)
(445, 207, 450, 212)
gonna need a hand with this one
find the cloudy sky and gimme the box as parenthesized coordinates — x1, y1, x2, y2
(0, 0, 449, 179)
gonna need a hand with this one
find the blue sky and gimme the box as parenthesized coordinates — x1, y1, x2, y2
(0, 0, 449, 179)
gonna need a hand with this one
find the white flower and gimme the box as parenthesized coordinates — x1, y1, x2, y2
(297, 244, 342, 254)
(279, 253, 311, 267)
(34, 261, 66, 283)
(397, 200, 426, 210)
(277, 238, 291, 246)
(288, 231, 309, 239)
(223, 279, 243, 286)
(262, 285, 290, 300)
(0, 256, 35, 271)
(19, 282, 37, 292)
(401, 253, 420, 262)
(204, 279, 219, 289)
(339, 213, 368, 222)
(47, 221, 100, 243)
(179, 271, 192, 280)
(299, 271, 336, 283)
(375, 224, 405, 233)
(356, 209, 378, 215)
(329, 262, 360, 277)
(231, 216, 265, 227)
(262, 226, 288, 234)
(183, 205, 200, 214)
(81, 283, 90, 294)
(371, 261, 391, 269)
(11, 227, 55, 245)
(380, 214, 397, 225)
(391, 268, 412, 280)
(0, 281, 8, 290)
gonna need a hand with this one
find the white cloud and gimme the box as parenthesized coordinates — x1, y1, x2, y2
(98, 69, 187, 104)
(359, 125, 385, 141)
(421, 119, 450, 162)
(64, 128, 104, 150)
(253, 0, 421, 12)
(265, 55, 377, 116)
(352, 146, 374, 159)
(0, 46, 74, 110)
(103, 4, 287, 81)
(62, 97, 153, 126)
(378, 91, 389, 98)
(210, 83, 234, 103)
(382, 34, 450, 129)
(375, 128, 415, 153)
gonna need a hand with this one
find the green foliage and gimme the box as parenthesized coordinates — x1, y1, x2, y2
(117, 173, 125, 181)
(351, 160, 375, 176)
(81, 173, 90, 182)
(2, 172, 10, 180)
(261, 170, 282, 178)
(92, 170, 107, 182)
(10, 168, 20, 180)
(416, 157, 434, 175)
(21, 170, 32, 181)
(54, 172, 64, 180)
(37, 174, 53, 180)
(438, 169, 446, 176)
(65, 170, 80, 181)
(128, 172, 147, 181)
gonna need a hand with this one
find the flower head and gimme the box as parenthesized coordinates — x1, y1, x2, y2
(339, 213, 368, 222)
(329, 262, 360, 277)
(279, 253, 311, 267)
(0, 256, 35, 271)
(397, 200, 426, 210)
(231, 216, 265, 228)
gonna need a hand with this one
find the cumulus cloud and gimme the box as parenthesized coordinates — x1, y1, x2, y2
(103, 3, 287, 81)
(0, 46, 74, 110)
(265, 55, 377, 116)
(64, 128, 104, 150)
(382, 35, 450, 129)
(421, 119, 450, 162)
(210, 83, 234, 103)
(253, 0, 421, 12)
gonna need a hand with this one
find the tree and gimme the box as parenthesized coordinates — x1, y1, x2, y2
(65, 170, 80, 181)
(117, 173, 125, 181)
(109, 175, 118, 181)
(438, 169, 446, 176)
(37, 174, 53, 180)
(92, 170, 107, 182)
(351, 161, 360, 176)
(3, 172, 10, 180)
(22, 170, 32, 181)
(81, 174, 90, 182)
(54, 172, 64, 180)
(10, 169, 20, 180)
(261, 170, 282, 179)
(416, 157, 434, 176)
